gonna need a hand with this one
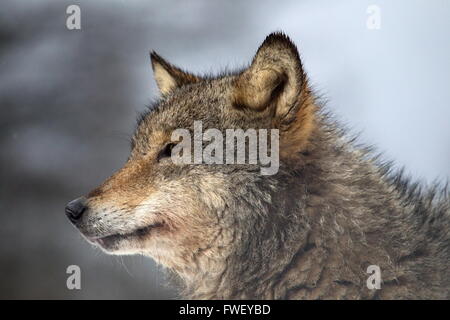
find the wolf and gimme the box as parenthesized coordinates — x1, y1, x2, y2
(66, 32, 449, 299)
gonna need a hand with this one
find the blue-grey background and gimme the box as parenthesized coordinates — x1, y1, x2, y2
(0, 0, 448, 299)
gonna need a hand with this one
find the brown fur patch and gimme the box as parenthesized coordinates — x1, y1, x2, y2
(277, 87, 317, 159)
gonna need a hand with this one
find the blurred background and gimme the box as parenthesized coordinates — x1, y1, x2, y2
(0, 0, 449, 299)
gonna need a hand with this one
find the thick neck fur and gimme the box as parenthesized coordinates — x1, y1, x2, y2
(176, 115, 449, 300)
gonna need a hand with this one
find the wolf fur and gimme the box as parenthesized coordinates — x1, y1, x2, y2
(68, 32, 449, 299)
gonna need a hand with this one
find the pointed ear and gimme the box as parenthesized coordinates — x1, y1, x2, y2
(150, 51, 201, 95)
(233, 32, 309, 119)
(234, 32, 316, 156)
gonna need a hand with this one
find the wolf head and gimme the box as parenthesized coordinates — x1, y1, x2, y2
(66, 33, 317, 285)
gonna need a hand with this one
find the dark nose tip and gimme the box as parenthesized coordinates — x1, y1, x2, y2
(65, 197, 87, 223)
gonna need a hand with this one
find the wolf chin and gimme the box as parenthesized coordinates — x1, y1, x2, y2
(65, 32, 449, 299)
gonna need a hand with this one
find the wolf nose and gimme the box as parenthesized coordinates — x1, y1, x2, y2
(65, 197, 87, 223)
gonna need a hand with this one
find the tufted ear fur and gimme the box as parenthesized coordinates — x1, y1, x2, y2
(150, 51, 201, 95)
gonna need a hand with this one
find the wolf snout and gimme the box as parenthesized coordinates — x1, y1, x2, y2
(65, 196, 87, 223)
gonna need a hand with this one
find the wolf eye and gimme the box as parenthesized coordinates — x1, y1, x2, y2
(157, 143, 176, 162)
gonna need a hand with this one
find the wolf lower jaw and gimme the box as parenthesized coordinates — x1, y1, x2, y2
(85, 222, 165, 252)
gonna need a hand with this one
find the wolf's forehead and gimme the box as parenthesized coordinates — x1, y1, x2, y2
(153, 83, 229, 124)
(133, 81, 230, 146)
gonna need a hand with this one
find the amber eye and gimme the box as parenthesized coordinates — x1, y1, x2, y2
(157, 143, 176, 162)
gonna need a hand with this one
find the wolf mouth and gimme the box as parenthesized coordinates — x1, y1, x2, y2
(87, 222, 165, 248)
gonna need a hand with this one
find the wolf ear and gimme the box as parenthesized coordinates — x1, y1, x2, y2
(233, 32, 308, 120)
(150, 52, 200, 95)
(234, 32, 316, 155)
